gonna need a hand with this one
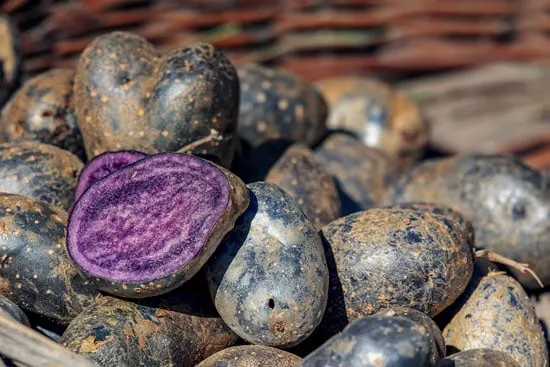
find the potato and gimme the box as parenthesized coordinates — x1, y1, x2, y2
(205, 182, 329, 348)
(0, 193, 98, 325)
(315, 76, 428, 166)
(390, 154, 550, 289)
(67, 153, 249, 298)
(315, 133, 396, 215)
(0, 69, 86, 161)
(0, 141, 83, 211)
(319, 204, 474, 337)
(436, 349, 521, 367)
(266, 144, 341, 229)
(300, 315, 431, 367)
(442, 264, 548, 367)
(0, 294, 28, 326)
(197, 345, 302, 367)
(0, 15, 21, 108)
(237, 65, 327, 148)
(60, 288, 239, 367)
(375, 307, 445, 365)
(74, 32, 239, 167)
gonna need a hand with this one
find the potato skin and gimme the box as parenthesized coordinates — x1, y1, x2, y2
(300, 315, 431, 367)
(0, 15, 21, 108)
(315, 133, 395, 215)
(74, 32, 239, 167)
(266, 144, 341, 229)
(197, 345, 302, 367)
(315, 76, 428, 167)
(237, 65, 327, 148)
(0, 69, 86, 161)
(436, 349, 521, 367)
(0, 141, 83, 211)
(0, 194, 98, 325)
(442, 267, 548, 367)
(205, 182, 329, 348)
(375, 307, 445, 366)
(319, 205, 474, 337)
(390, 154, 550, 289)
(61, 289, 239, 367)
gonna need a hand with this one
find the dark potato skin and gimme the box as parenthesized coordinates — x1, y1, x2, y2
(442, 265, 548, 367)
(299, 315, 431, 367)
(74, 32, 240, 167)
(315, 133, 396, 215)
(375, 307, 445, 366)
(319, 205, 474, 338)
(266, 144, 341, 229)
(0, 194, 99, 325)
(237, 65, 327, 148)
(0, 294, 29, 326)
(205, 182, 329, 348)
(197, 345, 302, 367)
(390, 154, 550, 289)
(60, 288, 239, 367)
(315, 76, 428, 167)
(0, 15, 21, 109)
(0, 141, 83, 211)
(0, 69, 86, 161)
(436, 349, 521, 367)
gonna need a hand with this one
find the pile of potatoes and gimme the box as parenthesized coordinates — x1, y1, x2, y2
(0, 15, 549, 367)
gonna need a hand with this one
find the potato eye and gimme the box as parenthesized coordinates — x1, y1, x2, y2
(511, 203, 527, 221)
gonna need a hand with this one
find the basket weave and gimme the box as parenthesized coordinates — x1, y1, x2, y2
(4, 0, 550, 82)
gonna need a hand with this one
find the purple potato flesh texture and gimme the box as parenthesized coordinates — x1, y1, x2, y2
(67, 153, 234, 291)
(74, 150, 147, 202)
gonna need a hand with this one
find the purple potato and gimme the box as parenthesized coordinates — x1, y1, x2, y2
(299, 315, 431, 367)
(73, 150, 147, 202)
(237, 65, 327, 148)
(0, 15, 21, 108)
(0, 141, 83, 211)
(197, 345, 302, 367)
(67, 152, 249, 298)
(61, 288, 239, 367)
(74, 32, 239, 167)
(0, 193, 98, 325)
(390, 154, 550, 289)
(0, 69, 86, 161)
(205, 182, 329, 348)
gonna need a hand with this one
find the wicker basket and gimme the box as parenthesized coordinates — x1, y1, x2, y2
(5, 0, 550, 82)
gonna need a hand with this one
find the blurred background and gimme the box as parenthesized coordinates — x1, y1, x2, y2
(4, 0, 550, 171)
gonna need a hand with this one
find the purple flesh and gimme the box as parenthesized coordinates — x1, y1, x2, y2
(67, 153, 230, 283)
(74, 151, 147, 202)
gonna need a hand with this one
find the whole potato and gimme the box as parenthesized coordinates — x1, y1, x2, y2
(0, 69, 86, 161)
(61, 288, 239, 367)
(316, 76, 428, 167)
(266, 144, 341, 229)
(315, 133, 396, 214)
(319, 204, 474, 337)
(390, 154, 550, 289)
(197, 345, 302, 367)
(205, 182, 329, 348)
(74, 32, 239, 167)
(300, 315, 431, 367)
(237, 65, 327, 148)
(442, 265, 548, 367)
